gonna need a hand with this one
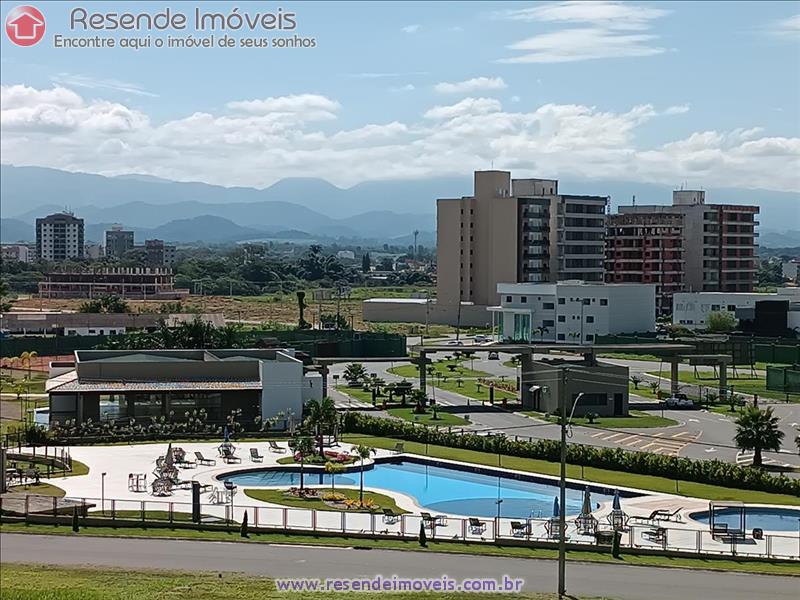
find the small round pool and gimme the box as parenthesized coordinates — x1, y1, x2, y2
(691, 507, 800, 532)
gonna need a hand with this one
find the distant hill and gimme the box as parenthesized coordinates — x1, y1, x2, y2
(0, 218, 34, 243)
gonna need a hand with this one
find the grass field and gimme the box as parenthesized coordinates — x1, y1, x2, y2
(648, 371, 788, 401)
(2, 525, 797, 577)
(522, 410, 678, 429)
(341, 435, 800, 506)
(431, 378, 517, 403)
(386, 406, 469, 426)
(244, 487, 407, 514)
(0, 373, 48, 395)
(388, 359, 490, 379)
(0, 564, 569, 600)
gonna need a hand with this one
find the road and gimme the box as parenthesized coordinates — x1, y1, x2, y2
(329, 351, 800, 471)
(2, 534, 797, 600)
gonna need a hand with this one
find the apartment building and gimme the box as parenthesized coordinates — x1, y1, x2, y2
(488, 281, 656, 344)
(145, 239, 177, 267)
(437, 170, 608, 308)
(618, 191, 759, 294)
(105, 225, 134, 259)
(605, 213, 685, 317)
(1, 243, 33, 263)
(35, 212, 84, 261)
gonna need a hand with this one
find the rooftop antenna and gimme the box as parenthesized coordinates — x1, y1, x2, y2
(632, 194, 636, 207)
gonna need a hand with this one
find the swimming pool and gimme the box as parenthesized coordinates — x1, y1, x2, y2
(691, 507, 800, 532)
(220, 459, 621, 519)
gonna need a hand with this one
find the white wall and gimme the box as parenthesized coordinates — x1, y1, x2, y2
(303, 372, 323, 403)
(260, 353, 305, 423)
(673, 292, 769, 330)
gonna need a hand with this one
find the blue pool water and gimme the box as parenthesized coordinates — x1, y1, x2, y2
(692, 507, 800, 532)
(220, 460, 618, 519)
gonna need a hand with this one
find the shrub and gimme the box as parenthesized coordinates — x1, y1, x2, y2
(341, 413, 800, 497)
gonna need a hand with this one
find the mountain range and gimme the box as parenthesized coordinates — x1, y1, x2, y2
(0, 164, 797, 246)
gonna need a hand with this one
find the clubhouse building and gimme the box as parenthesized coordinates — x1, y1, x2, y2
(45, 349, 322, 427)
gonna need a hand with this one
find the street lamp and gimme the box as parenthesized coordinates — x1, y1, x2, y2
(101, 472, 107, 515)
(558, 370, 584, 599)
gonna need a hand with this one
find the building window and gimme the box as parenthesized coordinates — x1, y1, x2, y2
(557, 333, 565, 341)
(99, 394, 127, 421)
(558, 298, 565, 305)
(558, 315, 565, 323)
(600, 299, 608, 306)
(543, 319, 555, 327)
(521, 296, 527, 303)
(543, 302, 554, 310)
(585, 334, 594, 342)
(586, 316, 595, 323)
(727, 305, 736, 311)
(506, 296, 512, 302)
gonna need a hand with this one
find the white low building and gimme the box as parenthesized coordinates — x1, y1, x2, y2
(673, 288, 800, 330)
(488, 281, 656, 344)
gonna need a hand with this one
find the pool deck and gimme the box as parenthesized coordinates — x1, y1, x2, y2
(8, 440, 799, 560)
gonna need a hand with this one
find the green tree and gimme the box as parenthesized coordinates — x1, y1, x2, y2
(410, 389, 428, 414)
(361, 252, 371, 273)
(706, 311, 737, 333)
(304, 397, 338, 457)
(79, 295, 130, 314)
(734, 407, 784, 467)
(325, 460, 344, 491)
(343, 363, 367, 385)
(354, 444, 376, 504)
(629, 375, 642, 389)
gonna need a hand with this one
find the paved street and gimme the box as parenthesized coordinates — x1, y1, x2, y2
(329, 350, 800, 471)
(2, 534, 798, 600)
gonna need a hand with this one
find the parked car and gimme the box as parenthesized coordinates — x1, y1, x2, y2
(664, 394, 694, 409)
(447, 340, 464, 346)
(487, 351, 500, 360)
(473, 334, 489, 343)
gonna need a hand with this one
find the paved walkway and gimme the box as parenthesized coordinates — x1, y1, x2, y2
(2, 534, 797, 600)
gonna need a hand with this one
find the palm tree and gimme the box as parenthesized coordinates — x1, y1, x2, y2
(325, 460, 344, 492)
(355, 444, 376, 504)
(19, 351, 37, 427)
(293, 436, 315, 491)
(304, 397, 337, 457)
(734, 407, 784, 467)
(629, 375, 642, 390)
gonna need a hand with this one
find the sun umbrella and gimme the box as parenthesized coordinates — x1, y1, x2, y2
(612, 489, 621, 511)
(552, 496, 560, 518)
(581, 487, 592, 515)
(223, 425, 230, 444)
(163, 442, 174, 473)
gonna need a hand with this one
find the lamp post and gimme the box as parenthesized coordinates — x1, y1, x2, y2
(101, 472, 107, 515)
(558, 368, 584, 599)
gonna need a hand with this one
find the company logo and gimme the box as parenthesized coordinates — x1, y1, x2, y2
(5, 5, 45, 46)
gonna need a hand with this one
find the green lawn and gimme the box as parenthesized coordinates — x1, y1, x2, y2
(522, 410, 678, 429)
(432, 378, 517, 403)
(342, 435, 800, 506)
(628, 382, 663, 400)
(598, 352, 668, 362)
(6, 482, 65, 497)
(0, 373, 48, 395)
(0, 564, 569, 600)
(2, 524, 797, 577)
(6, 458, 89, 478)
(244, 487, 408, 514)
(103, 510, 224, 523)
(388, 359, 490, 379)
(386, 406, 469, 426)
(648, 371, 789, 401)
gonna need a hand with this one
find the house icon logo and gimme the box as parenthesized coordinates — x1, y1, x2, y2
(5, 5, 45, 46)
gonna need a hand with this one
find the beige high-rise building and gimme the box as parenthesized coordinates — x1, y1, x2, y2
(436, 170, 608, 308)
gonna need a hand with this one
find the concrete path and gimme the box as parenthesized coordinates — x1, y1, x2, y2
(3, 534, 799, 600)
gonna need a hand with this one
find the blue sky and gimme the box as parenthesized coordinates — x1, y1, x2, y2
(1, 1, 798, 191)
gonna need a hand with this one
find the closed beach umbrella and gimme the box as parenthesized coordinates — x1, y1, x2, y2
(164, 442, 174, 469)
(552, 496, 560, 518)
(582, 487, 592, 515)
(612, 489, 621, 511)
(223, 425, 230, 444)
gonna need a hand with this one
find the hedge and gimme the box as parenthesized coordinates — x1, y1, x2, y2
(341, 413, 800, 497)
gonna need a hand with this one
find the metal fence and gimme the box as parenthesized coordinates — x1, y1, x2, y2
(3, 495, 797, 562)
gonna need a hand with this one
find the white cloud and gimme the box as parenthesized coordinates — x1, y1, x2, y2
(511, 95, 521, 103)
(346, 71, 428, 79)
(424, 98, 503, 120)
(50, 73, 159, 98)
(1, 84, 797, 193)
(226, 94, 340, 120)
(498, 1, 669, 30)
(390, 84, 416, 93)
(769, 14, 800, 37)
(497, 1, 668, 63)
(663, 104, 690, 115)
(401, 24, 420, 33)
(434, 76, 507, 94)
